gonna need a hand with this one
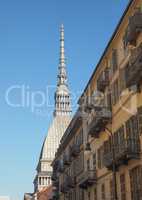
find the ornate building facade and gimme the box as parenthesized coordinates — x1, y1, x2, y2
(52, 0, 142, 200)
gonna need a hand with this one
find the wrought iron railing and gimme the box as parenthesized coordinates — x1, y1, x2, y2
(124, 10, 142, 46)
(103, 138, 141, 170)
(126, 43, 142, 88)
(88, 107, 112, 137)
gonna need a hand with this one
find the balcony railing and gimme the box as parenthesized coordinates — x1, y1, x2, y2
(103, 138, 141, 170)
(97, 69, 109, 92)
(71, 144, 80, 157)
(79, 170, 97, 189)
(124, 10, 142, 46)
(126, 43, 142, 88)
(88, 107, 112, 138)
(60, 176, 75, 194)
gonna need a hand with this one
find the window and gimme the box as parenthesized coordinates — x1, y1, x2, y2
(107, 91, 112, 110)
(113, 125, 125, 155)
(119, 126, 125, 153)
(112, 79, 119, 105)
(93, 153, 96, 170)
(110, 179, 114, 200)
(125, 115, 139, 139)
(112, 49, 118, 73)
(88, 192, 91, 200)
(101, 184, 106, 200)
(130, 166, 142, 200)
(74, 152, 84, 176)
(98, 146, 104, 169)
(87, 159, 90, 171)
(120, 174, 126, 200)
(76, 129, 83, 147)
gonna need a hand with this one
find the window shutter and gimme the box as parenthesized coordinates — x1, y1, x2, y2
(93, 153, 96, 170)
(97, 148, 101, 169)
(110, 179, 114, 200)
(120, 174, 126, 200)
(98, 147, 104, 169)
(107, 92, 112, 110)
(112, 49, 118, 73)
(101, 146, 104, 168)
(94, 188, 97, 200)
(119, 126, 125, 153)
(125, 120, 131, 139)
(132, 115, 139, 138)
(114, 131, 119, 155)
(138, 106, 142, 135)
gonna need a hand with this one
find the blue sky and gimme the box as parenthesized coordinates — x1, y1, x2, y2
(0, 0, 129, 199)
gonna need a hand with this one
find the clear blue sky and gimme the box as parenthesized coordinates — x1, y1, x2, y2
(0, 0, 129, 199)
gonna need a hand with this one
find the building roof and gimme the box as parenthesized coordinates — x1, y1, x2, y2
(38, 115, 71, 162)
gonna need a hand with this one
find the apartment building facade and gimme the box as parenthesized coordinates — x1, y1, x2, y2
(52, 0, 142, 199)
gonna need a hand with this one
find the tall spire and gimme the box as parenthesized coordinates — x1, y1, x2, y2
(54, 24, 72, 116)
(58, 24, 67, 86)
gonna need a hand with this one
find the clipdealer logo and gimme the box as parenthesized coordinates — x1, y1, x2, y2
(4, 84, 79, 116)
(5, 84, 54, 113)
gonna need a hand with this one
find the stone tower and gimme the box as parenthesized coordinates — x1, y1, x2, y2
(34, 24, 72, 192)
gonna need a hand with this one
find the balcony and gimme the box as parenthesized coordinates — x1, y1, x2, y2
(71, 144, 80, 157)
(88, 107, 112, 138)
(125, 43, 142, 88)
(79, 170, 97, 189)
(124, 10, 142, 46)
(103, 138, 141, 170)
(63, 154, 71, 166)
(97, 69, 109, 92)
